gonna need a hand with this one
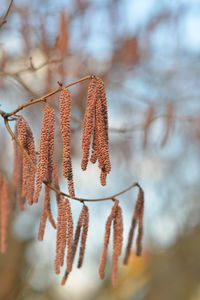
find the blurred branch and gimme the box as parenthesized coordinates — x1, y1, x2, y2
(0, 0, 14, 28)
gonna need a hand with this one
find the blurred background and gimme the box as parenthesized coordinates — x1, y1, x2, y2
(1, 0, 200, 299)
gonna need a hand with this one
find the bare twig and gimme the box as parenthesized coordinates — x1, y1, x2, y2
(0, 0, 14, 28)
(5, 75, 93, 117)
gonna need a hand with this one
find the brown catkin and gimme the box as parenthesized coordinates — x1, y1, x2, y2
(46, 104, 55, 184)
(100, 170, 107, 186)
(45, 107, 56, 228)
(34, 104, 50, 202)
(111, 205, 123, 287)
(98, 200, 119, 279)
(61, 204, 85, 285)
(136, 188, 144, 256)
(37, 204, 47, 241)
(67, 179, 75, 198)
(65, 198, 74, 273)
(34, 104, 55, 203)
(55, 196, 70, 274)
(59, 88, 75, 197)
(0, 175, 9, 253)
(38, 186, 56, 242)
(12, 124, 24, 210)
(123, 186, 144, 264)
(72, 205, 86, 260)
(44, 186, 56, 229)
(123, 217, 137, 265)
(25, 121, 37, 205)
(81, 78, 97, 170)
(95, 79, 111, 183)
(37, 105, 55, 239)
(82, 77, 111, 186)
(77, 205, 89, 268)
(17, 117, 36, 206)
(97, 78, 109, 145)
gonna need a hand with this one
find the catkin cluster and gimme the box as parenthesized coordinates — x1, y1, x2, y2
(82, 77, 111, 185)
(16, 117, 36, 207)
(0, 77, 144, 287)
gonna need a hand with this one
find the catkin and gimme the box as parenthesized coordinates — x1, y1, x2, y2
(17, 117, 36, 206)
(82, 77, 111, 186)
(55, 196, 73, 276)
(77, 205, 89, 268)
(124, 186, 144, 264)
(98, 200, 119, 279)
(95, 85, 111, 174)
(25, 122, 37, 205)
(37, 205, 47, 241)
(34, 103, 55, 203)
(12, 124, 24, 209)
(59, 88, 75, 197)
(38, 187, 54, 241)
(55, 197, 68, 273)
(135, 187, 144, 256)
(61, 204, 87, 285)
(81, 78, 97, 170)
(44, 186, 56, 229)
(37, 104, 56, 239)
(111, 205, 123, 287)
(0, 175, 9, 253)
(65, 198, 74, 273)
(97, 78, 109, 145)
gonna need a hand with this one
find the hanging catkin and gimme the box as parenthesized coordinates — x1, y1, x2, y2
(45, 106, 56, 227)
(59, 88, 75, 197)
(135, 188, 144, 256)
(77, 205, 89, 268)
(0, 175, 9, 253)
(61, 205, 83, 284)
(34, 104, 50, 202)
(64, 198, 74, 273)
(55, 197, 67, 273)
(98, 200, 119, 280)
(37, 104, 56, 240)
(61, 204, 88, 285)
(82, 77, 111, 186)
(123, 186, 144, 265)
(34, 103, 55, 203)
(38, 186, 56, 241)
(111, 205, 123, 287)
(12, 124, 24, 210)
(96, 79, 111, 171)
(55, 196, 73, 276)
(81, 78, 97, 170)
(17, 117, 36, 206)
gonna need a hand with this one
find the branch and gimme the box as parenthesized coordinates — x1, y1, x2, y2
(5, 75, 93, 117)
(3, 117, 140, 202)
(0, 0, 14, 28)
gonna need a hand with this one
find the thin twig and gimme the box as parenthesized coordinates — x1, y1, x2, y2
(5, 75, 93, 117)
(0, 0, 14, 28)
